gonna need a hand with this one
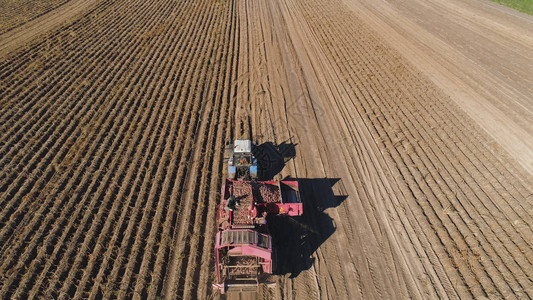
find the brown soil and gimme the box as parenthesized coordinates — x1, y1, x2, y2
(0, 0, 531, 299)
(0, 0, 100, 56)
(345, 0, 533, 175)
(0, 0, 72, 35)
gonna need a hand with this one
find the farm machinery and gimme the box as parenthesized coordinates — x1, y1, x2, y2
(225, 139, 258, 180)
(213, 140, 303, 294)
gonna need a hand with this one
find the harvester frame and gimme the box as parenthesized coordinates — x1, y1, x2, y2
(213, 179, 302, 294)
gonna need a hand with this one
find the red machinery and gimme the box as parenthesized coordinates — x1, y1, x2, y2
(213, 179, 303, 294)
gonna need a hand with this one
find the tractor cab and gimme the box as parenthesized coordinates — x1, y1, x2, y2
(227, 140, 258, 180)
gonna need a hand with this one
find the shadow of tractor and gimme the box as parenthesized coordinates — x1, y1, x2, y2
(252, 141, 296, 180)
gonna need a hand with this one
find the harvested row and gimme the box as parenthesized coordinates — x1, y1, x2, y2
(240, 0, 431, 298)
(287, 0, 533, 297)
(230, 0, 533, 298)
(0, 0, 238, 298)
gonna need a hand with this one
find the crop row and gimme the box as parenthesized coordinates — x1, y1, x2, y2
(0, 0, 70, 34)
(0, 0, 238, 298)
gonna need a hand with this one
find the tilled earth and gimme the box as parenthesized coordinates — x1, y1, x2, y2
(0, 0, 532, 299)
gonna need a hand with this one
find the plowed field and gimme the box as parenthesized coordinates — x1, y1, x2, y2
(0, 0, 70, 34)
(0, 0, 532, 299)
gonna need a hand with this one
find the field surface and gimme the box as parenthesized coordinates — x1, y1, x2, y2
(0, 0, 71, 34)
(0, 0, 532, 299)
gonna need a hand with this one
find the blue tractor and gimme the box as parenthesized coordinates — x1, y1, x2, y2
(226, 139, 258, 180)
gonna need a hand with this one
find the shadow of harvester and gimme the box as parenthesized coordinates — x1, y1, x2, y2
(267, 178, 346, 278)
